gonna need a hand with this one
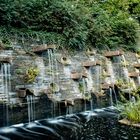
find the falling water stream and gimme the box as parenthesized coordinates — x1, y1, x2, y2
(85, 68, 93, 92)
(0, 63, 11, 126)
(95, 65, 101, 92)
(48, 49, 61, 118)
(63, 66, 71, 79)
(107, 60, 115, 84)
(27, 96, 35, 123)
(109, 88, 113, 106)
(112, 87, 118, 106)
(82, 78, 87, 111)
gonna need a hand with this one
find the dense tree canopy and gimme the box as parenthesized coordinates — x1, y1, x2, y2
(0, 0, 140, 51)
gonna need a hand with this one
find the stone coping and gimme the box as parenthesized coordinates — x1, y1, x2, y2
(71, 72, 82, 80)
(92, 92, 106, 98)
(0, 56, 13, 63)
(104, 50, 123, 57)
(101, 83, 114, 89)
(133, 63, 140, 68)
(82, 61, 96, 67)
(32, 44, 56, 52)
(82, 60, 101, 67)
(128, 72, 140, 77)
(119, 118, 140, 128)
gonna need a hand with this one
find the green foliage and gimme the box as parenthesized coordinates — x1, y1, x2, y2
(131, 86, 140, 96)
(88, 3, 139, 50)
(79, 82, 84, 93)
(0, 0, 139, 51)
(118, 96, 140, 123)
(115, 78, 135, 89)
(49, 82, 60, 93)
(25, 67, 39, 83)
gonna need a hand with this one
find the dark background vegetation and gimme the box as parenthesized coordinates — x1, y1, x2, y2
(0, 0, 140, 51)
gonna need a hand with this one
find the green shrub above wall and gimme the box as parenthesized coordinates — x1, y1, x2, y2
(0, 0, 139, 51)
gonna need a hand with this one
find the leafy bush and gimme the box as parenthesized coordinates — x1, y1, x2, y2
(0, 0, 139, 51)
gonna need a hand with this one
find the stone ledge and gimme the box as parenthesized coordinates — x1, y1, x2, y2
(71, 72, 82, 80)
(101, 83, 114, 89)
(119, 118, 140, 128)
(82, 61, 96, 67)
(133, 63, 140, 68)
(32, 44, 56, 52)
(82, 60, 101, 67)
(128, 72, 140, 77)
(104, 50, 123, 57)
(0, 57, 13, 63)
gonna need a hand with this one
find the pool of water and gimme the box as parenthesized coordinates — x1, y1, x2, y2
(0, 107, 140, 140)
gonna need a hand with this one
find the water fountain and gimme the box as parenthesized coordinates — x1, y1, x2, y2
(1, 48, 140, 139)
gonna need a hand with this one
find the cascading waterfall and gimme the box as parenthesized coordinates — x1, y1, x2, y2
(0, 63, 11, 102)
(90, 99, 93, 111)
(82, 78, 87, 111)
(138, 76, 140, 86)
(122, 67, 129, 82)
(131, 96, 136, 103)
(95, 65, 101, 92)
(27, 96, 31, 123)
(7, 64, 11, 92)
(54, 52, 59, 84)
(109, 88, 113, 106)
(112, 87, 118, 106)
(73, 81, 80, 94)
(0, 63, 11, 126)
(85, 68, 93, 92)
(48, 49, 61, 117)
(121, 55, 129, 82)
(66, 105, 73, 115)
(48, 49, 59, 84)
(27, 95, 35, 123)
(48, 49, 53, 83)
(63, 66, 71, 79)
(135, 68, 140, 85)
(85, 68, 94, 111)
(0, 64, 4, 94)
(107, 60, 115, 84)
(52, 102, 56, 118)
